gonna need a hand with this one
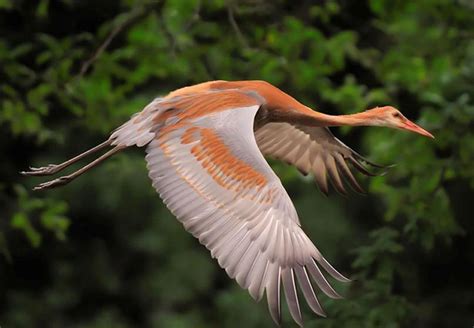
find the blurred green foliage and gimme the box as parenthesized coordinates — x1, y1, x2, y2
(1, 0, 473, 327)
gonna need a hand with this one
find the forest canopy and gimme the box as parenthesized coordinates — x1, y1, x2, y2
(0, 0, 473, 327)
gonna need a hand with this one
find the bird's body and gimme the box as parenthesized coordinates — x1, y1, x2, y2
(23, 80, 433, 326)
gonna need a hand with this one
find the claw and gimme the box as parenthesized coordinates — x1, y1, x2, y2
(33, 176, 70, 191)
(21, 164, 60, 176)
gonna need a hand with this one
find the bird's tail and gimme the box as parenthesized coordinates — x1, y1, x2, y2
(109, 97, 165, 148)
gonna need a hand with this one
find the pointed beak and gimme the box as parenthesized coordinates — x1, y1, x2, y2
(402, 120, 435, 139)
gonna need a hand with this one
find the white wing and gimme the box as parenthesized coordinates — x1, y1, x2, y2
(144, 97, 349, 326)
(255, 123, 386, 195)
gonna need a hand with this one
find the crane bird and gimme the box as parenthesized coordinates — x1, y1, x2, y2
(22, 80, 434, 326)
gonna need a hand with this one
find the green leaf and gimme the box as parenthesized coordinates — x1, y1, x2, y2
(11, 212, 42, 248)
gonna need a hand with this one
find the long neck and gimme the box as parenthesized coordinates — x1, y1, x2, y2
(308, 111, 377, 127)
(278, 106, 379, 127)
(237, 81, 380, 127)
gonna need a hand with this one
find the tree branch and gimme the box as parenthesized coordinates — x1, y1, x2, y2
(77, 5, 148, 79)
(226, 3, 249, 49)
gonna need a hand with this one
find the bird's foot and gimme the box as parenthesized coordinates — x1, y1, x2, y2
(33, 176, 70, 191)
(21, 164, 61, 176)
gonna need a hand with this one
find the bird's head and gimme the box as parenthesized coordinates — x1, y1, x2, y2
(365, 106, 434, 138)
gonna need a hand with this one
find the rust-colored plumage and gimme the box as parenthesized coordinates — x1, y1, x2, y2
(22, 80, 433, 326)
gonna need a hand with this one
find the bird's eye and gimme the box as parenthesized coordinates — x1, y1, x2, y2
(392, 112, 400, 118)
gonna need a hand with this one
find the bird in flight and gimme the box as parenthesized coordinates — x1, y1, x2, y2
(22, 80, 433, 326)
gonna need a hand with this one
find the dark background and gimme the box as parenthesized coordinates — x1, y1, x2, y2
(0, 0, 473, 327)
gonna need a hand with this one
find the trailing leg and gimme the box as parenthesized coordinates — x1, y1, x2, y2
(32, 145, 125, 191)
(21, 140, 112, 176)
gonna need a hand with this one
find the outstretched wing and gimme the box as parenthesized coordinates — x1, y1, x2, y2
(255, 123, 386, 195)
(145, 92, 349, 326)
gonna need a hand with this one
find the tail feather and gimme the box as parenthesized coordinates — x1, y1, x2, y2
(110, 97, 165, 147)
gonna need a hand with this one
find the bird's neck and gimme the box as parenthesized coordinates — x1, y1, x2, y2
(213, 80, 381, 127)
(310, 110, 380, 127)
(276, 106, 380, 127)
